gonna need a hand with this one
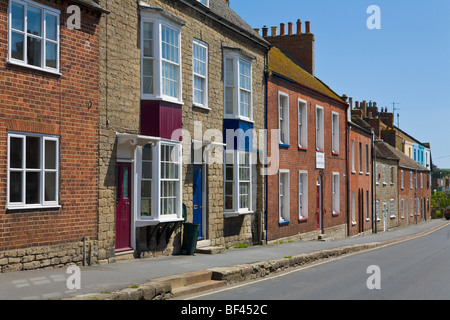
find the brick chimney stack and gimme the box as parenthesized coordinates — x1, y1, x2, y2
(263, 19, 315, 76)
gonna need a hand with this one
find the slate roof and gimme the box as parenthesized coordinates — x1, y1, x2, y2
(70, 0, 110, 13)
(384, 141, 429, 172)
(374, 140, 400, 161)
(268, 46, 344, 103)
(176, 0, 270, 48)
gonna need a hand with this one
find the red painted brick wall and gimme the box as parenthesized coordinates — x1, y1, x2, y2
(0, 0, 100, 251)
(398, 168, 432, 225)
(267, 75, 348, 241)
(349, 126, 372, 236)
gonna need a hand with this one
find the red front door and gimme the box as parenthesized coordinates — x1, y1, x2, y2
(115, 163, 132, 252)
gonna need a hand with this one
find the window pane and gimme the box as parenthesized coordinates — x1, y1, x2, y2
(141, 199, 151, 216)
(194, 76, 204, 105)
(45, 172, 56, 202)
(123, 167, 129, 199)
(46, 14, 57, 41)
(225, 58, 234, 86)
(141, 180, 151, 198)
(239, 60, 251, 90)
(10, 171, 23, 203)
(26, 172, 40, 204)
(27, 6, 42, 36)
(26, 136, 40, 169)
(45, 140, 56, 169)
(142, 162, 152, 179)
(11, 2, 24, 31)
(45, 41, 57, 68)
(240, 90, 250, 118)
(11, 32, 24, 61)
(10, 137, 23, 169)
(27, 36, 42, 67)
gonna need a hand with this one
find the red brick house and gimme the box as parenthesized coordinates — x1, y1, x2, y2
(0, 0, 107, 272)
(348, 112, 373, 236)
(263, 21, 349, 241)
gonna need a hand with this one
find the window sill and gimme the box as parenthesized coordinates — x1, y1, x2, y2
(279, 220, 290, 226)
(136, 217, 184, 227)
(141, 95, 184, 106)
(7, 204, 61, 211)
(332, 152, 339, 156)
(298, 146, 307, 151)
(298, 218, 308, 223)
(352, 221, 357, 226)
(193, 103, 211, 111)
(7, 59, 61, 76)
(351, 170, 356, 174)
(359, 171, 364, 175)
(223, 116, 254, 123)
(390, 215, 396, 219)
(223, 210, 253, 218)
(279, 143, 290, 148)
(332, 212, 340, 217)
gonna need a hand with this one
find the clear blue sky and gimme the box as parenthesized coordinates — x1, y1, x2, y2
(230, 0, 450, 169)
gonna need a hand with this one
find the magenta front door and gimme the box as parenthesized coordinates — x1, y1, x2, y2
(115, 163, 132, 252)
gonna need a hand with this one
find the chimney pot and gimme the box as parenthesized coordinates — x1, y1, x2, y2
(271, 26, 277, 36)
(262, 26, 268, 37)
(288, 22, 293, 35)
(296, 19, 302, 34)
(280, 23, 285, 36)
(305, 21, 311, 33)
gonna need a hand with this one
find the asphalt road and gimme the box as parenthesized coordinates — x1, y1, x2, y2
(189, 223, 450, 300)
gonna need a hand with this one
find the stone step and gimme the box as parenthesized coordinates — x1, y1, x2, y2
(158, 270, 215, 290)
(172, 280, 225, 298)
(195, 246, 225, 255)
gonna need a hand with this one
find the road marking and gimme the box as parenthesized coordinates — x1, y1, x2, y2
(185, 222, 450, 300)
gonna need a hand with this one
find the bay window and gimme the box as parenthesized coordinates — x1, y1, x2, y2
(8, 0, 60, 73)
(137, 141, 182, 223)
(141, 11, 183, 103)
(8, 132, 59, 209)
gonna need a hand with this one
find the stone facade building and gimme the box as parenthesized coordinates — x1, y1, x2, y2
(374, 140, 399, 232)
(96, 0, 269, 261)
(264, 21, 349, 242)
(0, 0, 107, 272)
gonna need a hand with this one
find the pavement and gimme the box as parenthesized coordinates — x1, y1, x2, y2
(0, 219, 448, 300)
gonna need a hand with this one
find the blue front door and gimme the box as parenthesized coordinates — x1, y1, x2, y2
(193, 165, 203, 240)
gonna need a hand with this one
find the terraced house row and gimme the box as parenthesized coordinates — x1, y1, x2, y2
(0, 0, 432, 273)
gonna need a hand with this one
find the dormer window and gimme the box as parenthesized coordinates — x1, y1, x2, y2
(141, 10, 183, 104)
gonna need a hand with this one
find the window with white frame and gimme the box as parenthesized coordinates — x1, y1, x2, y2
(382, 165, 386, 185)
(366, 190, 370, 220)
(8, 132, 59, 209)
(410, 198, 413, 217)
(141, 13, 182, 103)
(141, 144, 152, 217)
(196, 0, 209, 7)
(375, 164, 379, 185)
(420, 172, 423, 188)
(298, 171, 308, 220)
(331, 112, 339, 154)
(351, 191, 355, 223)
(351, 140, 355, 172)
(410, 171, 413, 189)
(8, 0, 60, 73)
(315, 106, 324, 151)
(224, 51, 253, 120)
(376, 200, 380, 221)
(224, 150, 253, 213)
(390, 166, 394, 184)
(401, 199, 404, 219)
(279, 170, 290, 223)
(193, 39, 208, 108)
(390, 198, 395, 218)
(365, 144, 369, 174)
(332, 173, 340, 214)
(359, 142, 362, 173)
(298, 99, 307, 148)
(138, 142, 182, 221)
(401, 170, 404, 189)
(278, 92, 289, 145)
